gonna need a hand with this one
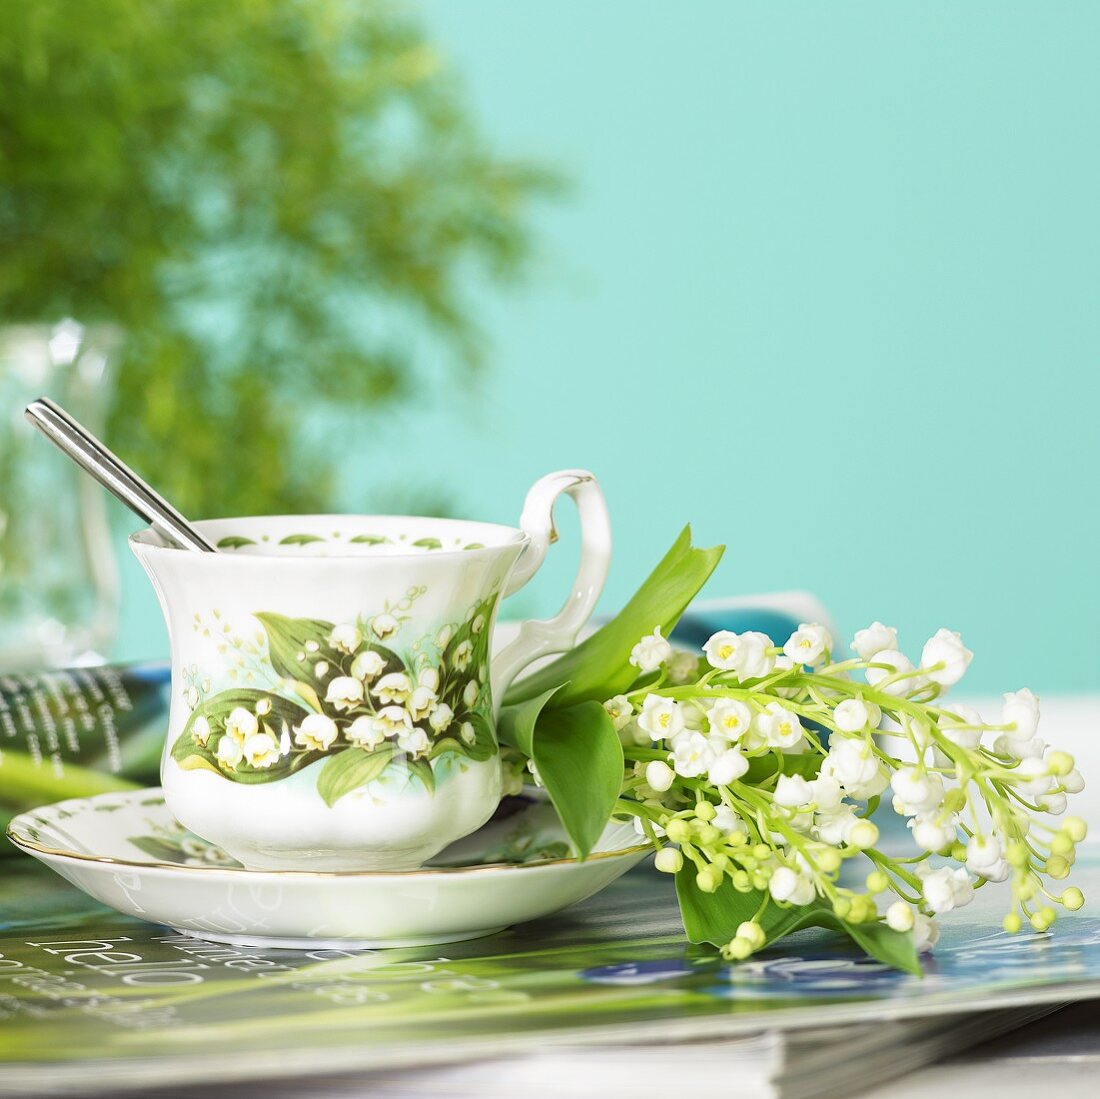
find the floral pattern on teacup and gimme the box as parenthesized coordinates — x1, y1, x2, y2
(171, 590, 499, 806)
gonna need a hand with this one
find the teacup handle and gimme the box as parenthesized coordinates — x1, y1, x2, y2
(491, 469, 611, 701)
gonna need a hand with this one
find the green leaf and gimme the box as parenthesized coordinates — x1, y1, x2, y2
(436, 594, 498, 699)
(500, 690, 623, 859)
(461, 711, 496, 761)
(675, 871, 921, 976)
(349, 534, 391, 545)
(216, 536, 256, 549)
(411, 537, 442, 549)
(256, 613, 335, 683)
(675, 868, 763, 944)
(741, 750, 824, 785)
(171, 689, 320, 784)
(256, 611, 402, 697)
(406, 758, 436, 794)
(845, 920, 922, 974)
(128, 836, 187, 863)
(498, 685, 566, 754)
(288, 680, 324, 714)
(505, 526, 724, 707)
(279, 533, 326, 545)
(431, 712, 496, 763)
(317, 746, 397, 807)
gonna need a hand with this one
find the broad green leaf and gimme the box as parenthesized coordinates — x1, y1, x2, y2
(846, 919, 921, 974)
(349, 534, 391, 545)
(436, 594, 498, 699)
(676, 872, 921, 976)
(428, 736, 464, 760)
(216, 536, 256, 549)
(279, 533, 326, 545)
(256, 613, 336, 685)
(289, 680, 323, 714)
(755, 901, 920, 975)
(501, 691, 623, 859)
(505, 526, 724, 707)
(128, 836, 188, 863)
(171, 688, 319, 784)
(498, 685, 566, 755)
(406, 758, 436, 794)
(675, 869, 764, 945)
(466, 712, 497, 761)
(317, 745, 397, 807)
(412, 537, 442, 549)
(434, 711, 495, 762)
(741, 750, 824, 786)
(256, 611, 402, 697)
(174, 752, 222, 776)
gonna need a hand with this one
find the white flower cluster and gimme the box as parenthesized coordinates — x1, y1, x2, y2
(192, 611, 489, 775)
(613, 620, 1087, 964)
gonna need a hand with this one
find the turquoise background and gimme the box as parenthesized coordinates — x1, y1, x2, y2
(118, 2, 1098, 693)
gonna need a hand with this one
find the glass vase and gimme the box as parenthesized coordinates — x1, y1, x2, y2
(0, 320, 120, 669)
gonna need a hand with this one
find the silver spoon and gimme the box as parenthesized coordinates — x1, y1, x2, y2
(24, 396, 218, 553)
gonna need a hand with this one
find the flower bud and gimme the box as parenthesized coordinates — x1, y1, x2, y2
(832, 896, 852, 918)
(1047, 751, 1075, 776)
(834, 698, 872, 734)
(1050, 832, 1073, 856)
(694, 799, 717, 822)
(645, 760, 675, 793)
(848, 820, 879, 849)
(723, 936, 753, 960)
(1062, 887, 1085, 911)
(1062, 769, 1086, 794)
(866, 870, 890, 894)
(1003, 912, 1022, 933)
(654, 848, 683, 874)
(1046, 855, 1070, 879)
(816, 848, 842, 874)
(847, 895, 874, 923)
(732, 870, 752, 892)
(666, 818, 693, 844)
(736, 921, 766, 950)
(1064, 817, 1088, 842)
(696, 865, 724, 893)
(942, 788, 967, 814)
(886, 901, 914, 932)
(694, 823, 722, 847)
(1039, 791, 1068, 816)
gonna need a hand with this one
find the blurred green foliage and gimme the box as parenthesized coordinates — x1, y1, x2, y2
(0, 0, 554, 516)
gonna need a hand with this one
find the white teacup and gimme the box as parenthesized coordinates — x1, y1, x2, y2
(131, 470, 610, 871)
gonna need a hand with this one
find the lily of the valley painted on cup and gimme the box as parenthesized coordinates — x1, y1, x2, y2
(131, 470, 611, 872)
(173, 586, 499, 803)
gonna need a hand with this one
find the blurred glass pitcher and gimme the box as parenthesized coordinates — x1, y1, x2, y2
(0, 320, 119, 669)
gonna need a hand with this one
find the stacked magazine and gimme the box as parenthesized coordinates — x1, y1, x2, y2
(2, 599, 1099, 1097)
(1, 855, 1097, 1097)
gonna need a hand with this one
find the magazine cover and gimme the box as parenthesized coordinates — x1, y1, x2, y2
(1, 856, 1098, 1092)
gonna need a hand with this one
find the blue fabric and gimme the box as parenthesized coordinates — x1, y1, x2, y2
(671, 607, 804, 653)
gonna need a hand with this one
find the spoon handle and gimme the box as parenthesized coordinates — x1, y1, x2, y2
(24, 397, 218, 553)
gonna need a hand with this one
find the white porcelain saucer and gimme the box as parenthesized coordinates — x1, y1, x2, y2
(7, 790, 649, 948)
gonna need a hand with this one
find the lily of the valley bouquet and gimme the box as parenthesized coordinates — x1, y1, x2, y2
(499, 529, 1086, 975)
